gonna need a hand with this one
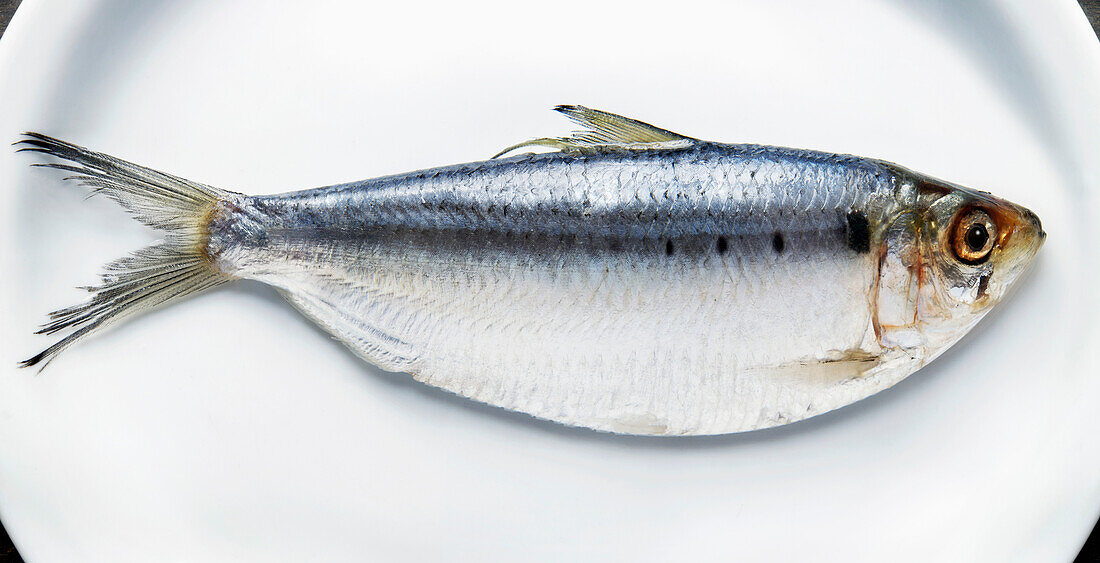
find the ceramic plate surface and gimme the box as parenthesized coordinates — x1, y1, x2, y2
(1, 1, 1098, 561)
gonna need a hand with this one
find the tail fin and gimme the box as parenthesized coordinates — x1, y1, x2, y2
(17, 133, 238, 369)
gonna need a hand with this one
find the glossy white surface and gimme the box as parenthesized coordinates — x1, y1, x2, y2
(1, 1, 1097, 561)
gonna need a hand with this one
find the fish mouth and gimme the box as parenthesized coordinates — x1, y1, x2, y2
(1007, 205, 1042, 243)
(1018, 206, 1046, 258)
(1021, 207, 1045, 241)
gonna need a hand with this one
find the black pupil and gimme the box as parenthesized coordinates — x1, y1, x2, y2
(965, 223, 989, 252)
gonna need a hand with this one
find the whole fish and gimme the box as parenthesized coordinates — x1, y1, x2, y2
(19, 106, 1044, 435)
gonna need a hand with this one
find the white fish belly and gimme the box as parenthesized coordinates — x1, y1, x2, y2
(245, 234, 881, 435)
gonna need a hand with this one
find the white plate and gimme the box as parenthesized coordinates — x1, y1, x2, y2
(1, 1, 1098, 561)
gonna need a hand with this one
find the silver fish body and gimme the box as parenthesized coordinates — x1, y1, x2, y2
(205, 142, 1029, 434)
(21, 107, 1045, 435)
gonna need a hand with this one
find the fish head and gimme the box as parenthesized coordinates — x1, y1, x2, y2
(907, 179, 1045, 359)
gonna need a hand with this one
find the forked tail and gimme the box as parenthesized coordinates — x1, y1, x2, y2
(17, 133, 238, 369)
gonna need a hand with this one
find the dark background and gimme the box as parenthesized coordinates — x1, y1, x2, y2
(0, 0, 1097, 561)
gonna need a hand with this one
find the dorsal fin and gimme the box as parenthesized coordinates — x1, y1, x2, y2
(492, 105, 696, 158)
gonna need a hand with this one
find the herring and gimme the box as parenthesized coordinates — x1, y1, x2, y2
(18, 106, 1045, 435)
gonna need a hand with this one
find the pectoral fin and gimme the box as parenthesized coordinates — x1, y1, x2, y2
(754, 349, 883, 387)
(492, 105, 696, 158)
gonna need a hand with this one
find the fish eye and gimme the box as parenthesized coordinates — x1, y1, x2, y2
(952, 208, 996, 264)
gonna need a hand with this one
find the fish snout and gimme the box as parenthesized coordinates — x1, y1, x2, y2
(1023, 208, 1045, 241)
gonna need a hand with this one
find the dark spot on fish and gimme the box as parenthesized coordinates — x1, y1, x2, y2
(846, 211, 871, 254)
(772, 231, 785, 254)
(665, 239, 675, 256)
(609, 239, 623, 253)
(717, 236, 729, 255)
(976, 272, 991, 298)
